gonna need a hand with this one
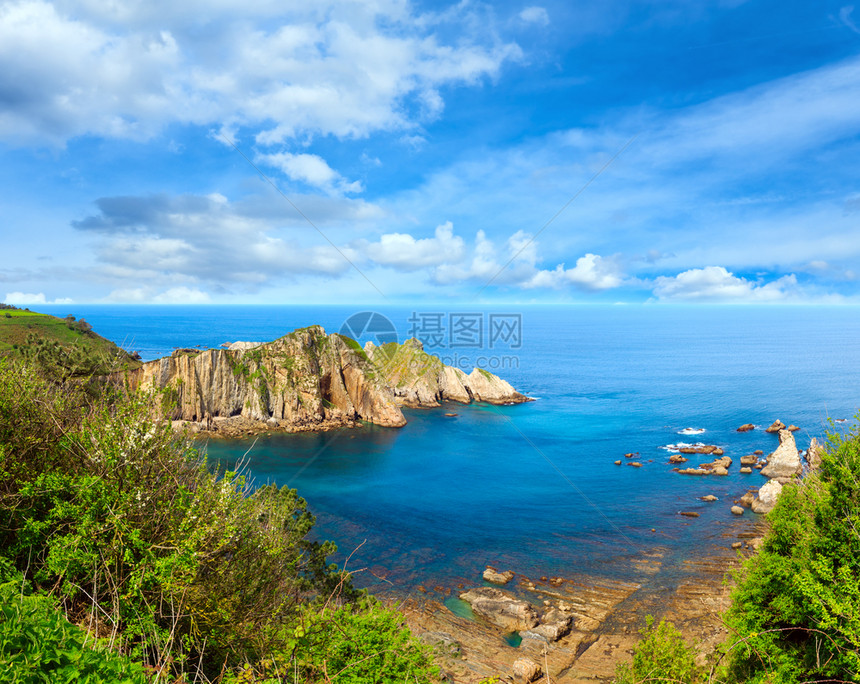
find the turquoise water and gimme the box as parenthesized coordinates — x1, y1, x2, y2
(39, 304, 860, 594)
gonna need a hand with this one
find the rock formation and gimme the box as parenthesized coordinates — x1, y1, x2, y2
(120, 326, 530, 433)
(765, 419, 786, 433)
(752, 479, 783, 514)
(736, 423, 755, 432)
(483, 567, 515, 585)
(806, 437, 824, 470)
(512, 658, 542, 683)
(459, 587, 539, 632)
(761, 429, 802, 479)
(364, 338, 530, 407)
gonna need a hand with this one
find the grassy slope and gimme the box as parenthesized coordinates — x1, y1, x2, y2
(0, 308, 138, 369)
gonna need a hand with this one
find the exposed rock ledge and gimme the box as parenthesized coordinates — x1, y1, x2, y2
(119, 326, 531, 434)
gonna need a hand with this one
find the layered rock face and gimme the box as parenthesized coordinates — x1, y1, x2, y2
(122, 326, 529, 432)
(761, 429, 802, 479)
(365, 338, 531, 407)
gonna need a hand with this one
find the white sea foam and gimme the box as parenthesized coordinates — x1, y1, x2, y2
(659, 441, 708, 453)
(677, 427, 706, 435)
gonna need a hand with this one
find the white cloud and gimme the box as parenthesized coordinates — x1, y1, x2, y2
(152, 287, 211, 304)
(524, 253, 624, 290)
(73, 192, 378, 292)
(840, 6, 860, 35)
(0, 0, 521, 146)
(257, 152, 363, 194)
(652, 267, 799, 302)
(4, 291, 73, 305)
(519, 6, 549, 26)
(363, 221, 465, 271)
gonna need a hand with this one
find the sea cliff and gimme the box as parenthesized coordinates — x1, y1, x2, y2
(121, 325, 530, 433)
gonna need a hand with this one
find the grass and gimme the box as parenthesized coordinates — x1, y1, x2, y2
(0, 308, 137, 369)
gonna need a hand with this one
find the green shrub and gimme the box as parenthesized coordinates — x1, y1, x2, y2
(0, 569, 148, 684)
(0, 360, 347, 678)
(225, 597, 439, 684)
(0, 358, 439, 683)
(722, 419, 860, 683)
(614, 615, 702, 684)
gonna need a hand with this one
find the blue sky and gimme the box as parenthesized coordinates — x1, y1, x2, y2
(2, 0, 860, 305)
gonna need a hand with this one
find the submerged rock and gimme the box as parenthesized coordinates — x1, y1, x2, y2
(761, 429, 802, 479)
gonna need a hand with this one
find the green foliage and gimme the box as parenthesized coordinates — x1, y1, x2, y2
(0, 358, 437, 683)
(0, 308, 136, 372)
(723, 419, 860, 683)
(0, 359, 350, 679)
(614, 615, 702, 684)
(0, 566, 148, 684)
(336, 334, 370, 362)
(225, 597, 438, 684)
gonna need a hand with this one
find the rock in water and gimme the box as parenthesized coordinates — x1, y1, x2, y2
(483, 567, 515, 585)
(731, 506, 744, 516)
(459, 587, 539, 631)
(512, 658, 542, 682)
(761, 429, 802, 479)
(737, 423, 755, 432)
(765, 419, 786, 433)
(752, 479, 783, 514)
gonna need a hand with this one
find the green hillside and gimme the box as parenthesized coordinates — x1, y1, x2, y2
(0, 305, 139, 375)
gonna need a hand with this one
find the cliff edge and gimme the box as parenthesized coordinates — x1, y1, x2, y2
(122, 326, 530, 433)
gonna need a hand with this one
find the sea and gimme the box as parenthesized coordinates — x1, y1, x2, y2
(39, 304, 860, 599)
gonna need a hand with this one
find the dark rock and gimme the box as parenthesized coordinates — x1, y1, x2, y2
(736, 423, 755, 432)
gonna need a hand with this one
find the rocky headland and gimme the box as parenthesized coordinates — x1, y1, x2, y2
(119, 326, 530, 435)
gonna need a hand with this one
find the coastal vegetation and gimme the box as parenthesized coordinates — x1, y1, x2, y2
(0, 345, 438, 681)
(616, 419, 860, 683)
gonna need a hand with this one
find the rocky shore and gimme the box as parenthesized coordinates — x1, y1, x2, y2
(398, 519, 763, 683)
(119, 326, 531, 435)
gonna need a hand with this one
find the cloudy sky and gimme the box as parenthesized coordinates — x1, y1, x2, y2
(2, 0, 859, 305)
